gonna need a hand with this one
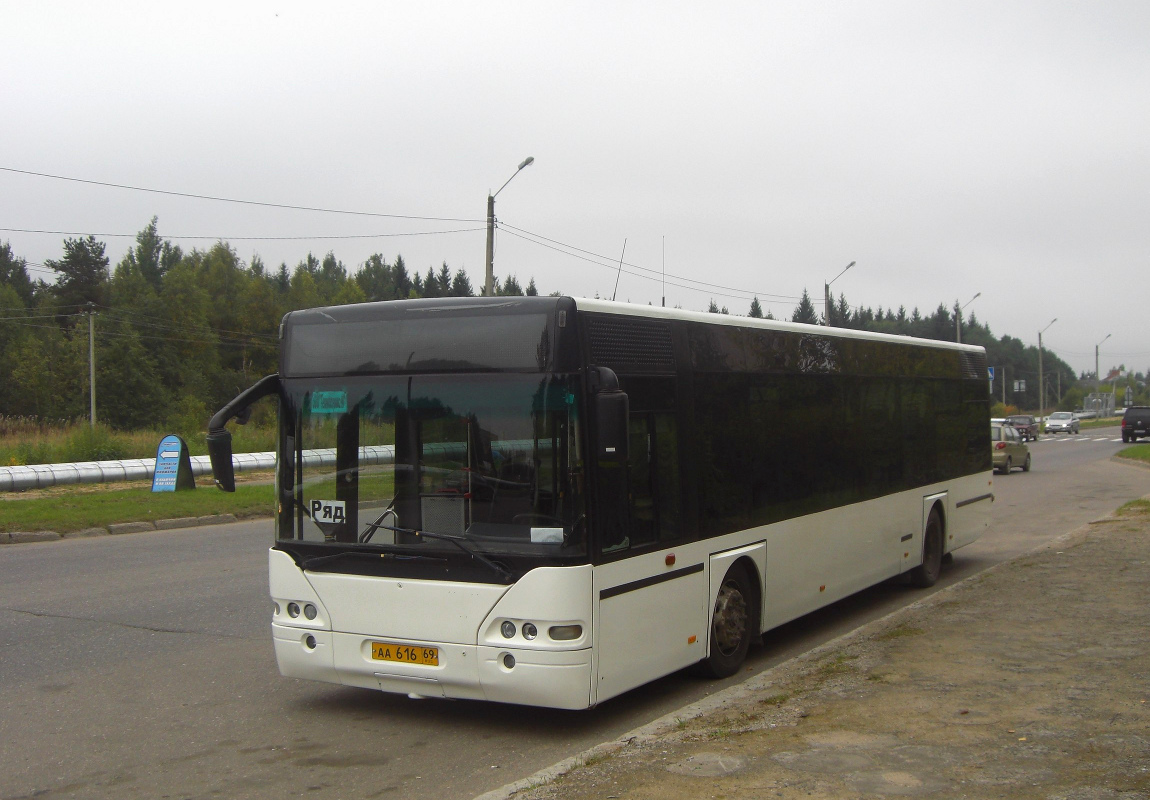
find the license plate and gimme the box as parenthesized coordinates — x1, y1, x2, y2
(371, 641, 439, 666)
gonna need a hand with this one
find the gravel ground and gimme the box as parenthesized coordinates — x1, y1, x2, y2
(489, 500, 1150, 800)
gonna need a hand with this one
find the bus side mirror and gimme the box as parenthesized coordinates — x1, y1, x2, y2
(596, 390, 629, 463)
(205, 373, 281, 494)
(206, 429, 236, 492)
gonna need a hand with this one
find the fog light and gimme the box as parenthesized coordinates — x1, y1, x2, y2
(522, 622, 538, 640)
(287, 602, 301, 618)
(500, 621, 516, 639)
(549, 624, 583, 641)
(304, 635, 317, 650)
(303, 603, 317, 620)
(502, 653, 515, 669)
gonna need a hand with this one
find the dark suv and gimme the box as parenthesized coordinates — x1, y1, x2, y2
(1005, 414, 1039, 442)
(1121, 406, 1150, 443)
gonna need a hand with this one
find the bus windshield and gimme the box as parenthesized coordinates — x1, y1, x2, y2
(278, 373, 586, 558)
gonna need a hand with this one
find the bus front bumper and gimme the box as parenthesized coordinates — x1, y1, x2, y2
(272, 624, 593, 709)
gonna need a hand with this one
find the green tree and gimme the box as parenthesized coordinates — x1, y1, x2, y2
(500, 275, 524, 296)
(791, 289, 819, 324)
(46, 235, 109, 313)
(449, 269, 475, 297)
(748, 297, 763, 318)
(118, 217, 182, 290)
(525, 277, 538, 296)
(0, 242, 36, 307)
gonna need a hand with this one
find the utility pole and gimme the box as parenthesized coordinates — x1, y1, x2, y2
(1095, 334, 1111, 394)
(1038, 318, 1056, 423)
(824, 261, 855, 326)
(484, 157, 534, 297)
(957, 292, 980, 343)
(85, 302, 96, 427)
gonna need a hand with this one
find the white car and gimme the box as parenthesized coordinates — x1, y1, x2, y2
(1044, 411, 1080, 434)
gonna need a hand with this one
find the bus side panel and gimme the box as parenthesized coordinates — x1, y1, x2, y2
(594, 550, 707, 704)
(948, 472, 993, 551)
(761, 492, 917, 630)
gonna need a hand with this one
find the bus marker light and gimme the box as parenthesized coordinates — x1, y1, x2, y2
(688, 635, 697, 644)
(522, 623, 538, 640)
(549, 625, 582, 641)
(665, 553, 676, 566)
(501, 621, 516, 638)
(819, 585, 826, 592)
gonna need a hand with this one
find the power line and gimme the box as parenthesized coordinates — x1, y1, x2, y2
(500, 222, 804, 302)
(0, 166, 483, 224)
(1, 226, 485, 241)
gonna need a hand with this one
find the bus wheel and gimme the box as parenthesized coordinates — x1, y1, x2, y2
(699, 563, 755, 678)
(908, 509, 943, 588)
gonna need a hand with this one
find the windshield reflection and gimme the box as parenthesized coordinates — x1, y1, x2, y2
(280, 374, 585, 557)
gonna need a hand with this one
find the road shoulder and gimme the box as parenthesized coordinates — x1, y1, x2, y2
(485, 501, 1150, 800)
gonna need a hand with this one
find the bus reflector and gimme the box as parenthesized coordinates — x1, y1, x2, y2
(549, 625, 582, 641)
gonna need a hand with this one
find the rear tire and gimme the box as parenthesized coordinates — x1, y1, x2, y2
(1004, 456, 1012, 474)
(908, 509, 943, 588)
(698, 563, 757, 678)
(1022, 454, 1031, 472)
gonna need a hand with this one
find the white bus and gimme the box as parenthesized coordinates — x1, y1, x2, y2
(207, 296, 992, 709)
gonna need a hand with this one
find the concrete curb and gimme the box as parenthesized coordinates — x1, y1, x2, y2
(1112, 453, 1150, 470)
(474, 515, 1109, 800)
(1, 530, 61, 544)
(2, 513, 261, 544)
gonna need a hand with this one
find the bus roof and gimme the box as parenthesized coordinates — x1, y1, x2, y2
(571, 297, 987, 357)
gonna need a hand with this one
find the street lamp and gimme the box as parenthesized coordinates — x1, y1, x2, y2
(484, 156, 535, 297)
(1038, 318, 1057, 425)
(823, 261, 855, 326)
(1095, 333, 1112, 393)
(956, 292, 981, 344)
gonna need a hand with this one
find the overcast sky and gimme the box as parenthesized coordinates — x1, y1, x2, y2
(2, 2, 1147, 377)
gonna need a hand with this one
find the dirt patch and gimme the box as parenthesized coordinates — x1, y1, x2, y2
(504, 508, 1150, 800)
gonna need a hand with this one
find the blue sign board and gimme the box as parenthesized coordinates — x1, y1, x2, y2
(152, 434, 196, 492)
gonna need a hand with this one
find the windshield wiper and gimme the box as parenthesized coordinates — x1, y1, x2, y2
(300, 548, 448, 570)
(371, 523, 515, 583)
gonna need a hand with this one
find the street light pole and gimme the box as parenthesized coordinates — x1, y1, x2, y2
(1094, 333, 1112, 401)
(1038, 318, 1057, 425)
(484, 156, 534, 297)
(956, 292, 981, 343)
(823, 260, 855, 326)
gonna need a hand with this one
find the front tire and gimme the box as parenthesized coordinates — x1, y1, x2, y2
(908, 509, 943, 588)
(698, 563, 757, 678)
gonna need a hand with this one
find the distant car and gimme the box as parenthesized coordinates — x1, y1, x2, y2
(1121, 406, 1150, 443)
(1004, 414, 1039, 442)
(992, 424, 1031, 474)
(1044, 411, 1080, 435)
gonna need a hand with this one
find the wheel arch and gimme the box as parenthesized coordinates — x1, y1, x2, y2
(707, 544, 766, 640)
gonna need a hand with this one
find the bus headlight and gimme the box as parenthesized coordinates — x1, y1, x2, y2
(549, 624, 582, 641)
(288, 602, 301, 618)
(521, 622, 538, 640)
(501, 621, 516, 638)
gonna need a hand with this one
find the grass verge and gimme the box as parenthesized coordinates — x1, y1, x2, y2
(1115, 443, 1150, 466)
(0, 483, 274, 533)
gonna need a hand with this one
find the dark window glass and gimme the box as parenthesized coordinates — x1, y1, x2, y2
(286, 313, 553, 375)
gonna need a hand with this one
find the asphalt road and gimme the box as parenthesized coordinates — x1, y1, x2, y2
(1, 427, 1147, 800)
